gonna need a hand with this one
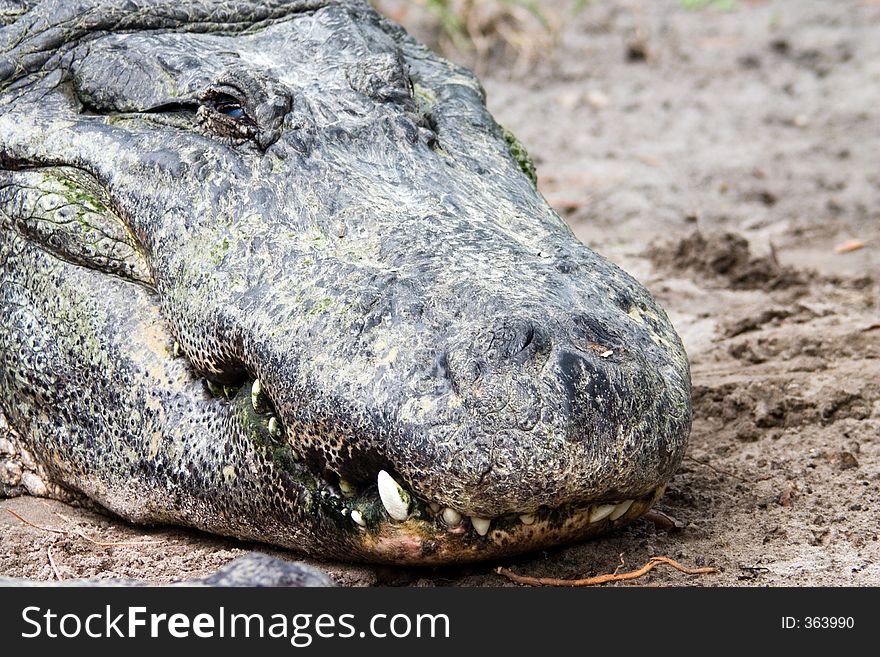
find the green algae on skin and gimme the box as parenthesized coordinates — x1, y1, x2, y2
(501, 124, 538, 187)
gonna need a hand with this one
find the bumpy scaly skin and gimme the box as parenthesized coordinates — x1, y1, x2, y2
(0, 0, 691, 564)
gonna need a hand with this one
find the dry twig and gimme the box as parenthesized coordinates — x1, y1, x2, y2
(685, 454, 750, 482)
(47, 545, 63, 581)
(6, 508, 66, 534)
(833, 239, 865, 254)
(6, 508, 160, 547)
(612, 552, 626, 576)
(496, 556, 718, 586)
(643, 509, 683, 530)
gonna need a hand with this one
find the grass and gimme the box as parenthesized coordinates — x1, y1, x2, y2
(374, 1, 590, 61)
(680, 0, 737, 10)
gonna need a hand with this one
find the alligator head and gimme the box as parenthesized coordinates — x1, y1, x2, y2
(0, 0, 691, 564)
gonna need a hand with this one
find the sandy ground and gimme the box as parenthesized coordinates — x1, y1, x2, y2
(2, 0, 878, 586)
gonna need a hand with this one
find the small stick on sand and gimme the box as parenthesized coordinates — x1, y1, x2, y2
(643, 509, 684, 530)
(6, 508, 67, 534)
(6, 508, 160, 547)
(496, 556, 718, 587)
(47, 545, 63, 581)
(685, 454, 750, 482)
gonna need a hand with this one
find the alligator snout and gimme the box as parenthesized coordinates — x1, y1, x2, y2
(153, 178, 691, 553)
(188, 240, 690, 531)
(379, 298, 688, 520)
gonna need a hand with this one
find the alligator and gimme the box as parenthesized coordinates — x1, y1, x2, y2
(0, 0, 692, 565)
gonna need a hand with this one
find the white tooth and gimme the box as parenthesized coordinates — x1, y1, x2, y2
(268, 416, 281, 437)
(377, 470, 410, 521)
(251, 379, 263, 410)
(441, 507, 462, 526)
(519, 513, 536, 525)
(470, 516, 491, 536)
(350, 509, 366, 526)
(589, 503, 616, 523)
(609, 499, 634, 521)
(429, 502, 441, 514)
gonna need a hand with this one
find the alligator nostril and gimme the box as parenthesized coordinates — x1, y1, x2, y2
(510, 324, 534, 358)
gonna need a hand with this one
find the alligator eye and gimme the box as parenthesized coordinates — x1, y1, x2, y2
(217, 102, 246, 119)
(201, 90, 252, 124)
(197, 84, 275, 145)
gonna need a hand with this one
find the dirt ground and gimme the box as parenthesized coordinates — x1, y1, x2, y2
(1, 0, 878, 586)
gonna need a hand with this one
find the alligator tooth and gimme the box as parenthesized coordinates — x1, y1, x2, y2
(251, 379, 264, 411)
(470, 517, 491, 536)
(609, 499, 634, 521)
(350, 509, 366, 527)
(172, 342, 182, 358)
(519, 513, 536, 525)
(338, 479, 356, 498)
(377, 470, 410, 521)
(589, 503, 616, 523)
(267, 416, 281, 437)
(441, 507, 462, 527)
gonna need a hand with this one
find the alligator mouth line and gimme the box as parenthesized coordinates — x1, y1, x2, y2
(183, 342, 663, 560)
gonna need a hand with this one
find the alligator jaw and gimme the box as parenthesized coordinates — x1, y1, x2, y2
(199, 371, 667, 564)
(342, 486, 666, 565)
